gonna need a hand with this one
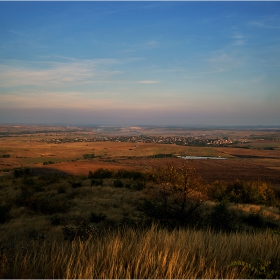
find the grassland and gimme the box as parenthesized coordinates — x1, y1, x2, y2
(0, 125, 280, 278)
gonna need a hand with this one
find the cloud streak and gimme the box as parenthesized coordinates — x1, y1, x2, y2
(136, 80, 160, 84)
(0, 59, 121, 88)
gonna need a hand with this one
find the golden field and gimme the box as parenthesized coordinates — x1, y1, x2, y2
(0, 125, 280, 278)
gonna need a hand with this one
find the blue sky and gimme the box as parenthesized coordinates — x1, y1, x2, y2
(0, 1, 280, 126)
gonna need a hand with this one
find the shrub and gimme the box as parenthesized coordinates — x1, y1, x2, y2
(50, 214, 62, 226)
(133, 181, 146, 191)
(0, 154, 10, 158)
(43, 161, 54, 165)
(13, 167, 32, 178)
(83, 153, 95, 159)
(15, 187, 71, 214)
(208, 180, 277, 206)
(91, 179, 103, 187)
(27, 229, 47, 241)
(208, 202, 236, 232)
(62, 222, 97, 241)
(38, 174, 65, 185)
(231, 259, 280, 279)
(113, 179, 124, 188)
(89, 212, 106, 223)
(230, 232, 280, 279)
(0, 204, 11, 224)
(242, 212, 264, 228)
(71, 181, 82, 188)
(2, 168, 10, 172)
(88, 168, 113, 179)
(114, 169, 145, 180)
(57, 186, 66, 194)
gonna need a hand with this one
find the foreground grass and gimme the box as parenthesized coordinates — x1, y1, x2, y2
(1, 225, 280, 279)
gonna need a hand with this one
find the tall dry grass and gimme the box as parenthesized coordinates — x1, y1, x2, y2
(1, 225, 279, 279)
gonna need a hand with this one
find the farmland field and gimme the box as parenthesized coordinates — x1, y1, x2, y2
(1, 125, 280, 187)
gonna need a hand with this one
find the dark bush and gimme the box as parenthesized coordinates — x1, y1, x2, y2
(0, 204, 11, 224)
(27, 229, 47, 241)
(89, 212, 106, 223)
(57, 186, 66, 194)
(62, 222, 97, 241)
(22, 177, 35, 187)
(91, 179, 103, 186)
(43, 161, 54, 165)
(242, 212, 264, 228)
(1, 154, 10, 158)
(38, 174, 65, 185)
(83, 153, 95, 159)
(88, 168, 113, 179)
(208, 202, 236, 232)
(113, 179, 124, 188)
(71, 181, 82, 188)
(133, 181, 146, 191)
(16, 187, 71, 214)
(13, 167, 32, 178)
(35, 196, 71, 215)
(50, 214, 62, 226)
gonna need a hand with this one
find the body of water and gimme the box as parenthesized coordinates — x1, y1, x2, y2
(178, 156, 227, 160)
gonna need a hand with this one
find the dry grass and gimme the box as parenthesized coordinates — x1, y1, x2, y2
(1, 225, 280, 278)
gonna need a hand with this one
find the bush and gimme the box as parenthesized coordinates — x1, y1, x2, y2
(89, 212, 106, 223)
(208, 202, 236, 232)
(242, 212, 264, 228)
(91, 179, 103, 186)
(83, 153, 95, 159)
(0, 154, 10, 158)
(88, 168, 113, 179)
(0, 204, 11, 224)
(71, 181, 82, 188)
(57, 186, 66, 194)
(13, 167, 32, 178)
(50, 214, 62, 226)
(208, 180, 277, 206)
(62, 222, 97, 241)
(43, 161, 54, 165)
(15, 187, 71, 215)
(230, 232, 280, 279)
(113, 179, 124, 188)
(133, 181, 146, 191)
(114, 169, 145, 180)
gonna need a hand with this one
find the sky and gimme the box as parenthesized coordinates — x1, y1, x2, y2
(0, 1, 280, 127)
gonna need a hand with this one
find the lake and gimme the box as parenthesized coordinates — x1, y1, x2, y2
(178, 156, 227, 160)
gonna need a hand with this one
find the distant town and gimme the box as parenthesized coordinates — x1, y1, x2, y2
(36, 134, 237, 147)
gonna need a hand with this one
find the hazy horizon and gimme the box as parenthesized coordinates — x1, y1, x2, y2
(1, 2, 280, 127)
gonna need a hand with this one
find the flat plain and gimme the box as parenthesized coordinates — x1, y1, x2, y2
(1, 124, 280, 187)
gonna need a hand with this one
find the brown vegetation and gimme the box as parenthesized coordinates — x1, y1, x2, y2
(1, 125, 280, 278)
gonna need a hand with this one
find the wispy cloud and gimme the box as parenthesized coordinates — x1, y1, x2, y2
(123, 39, 159, 53)
(206, 52, 243, 72)
(136, 80, 160, 84)
(249, 21, 280, 29)
(0, 59, 121, 88)
(231, 33, 246, 46)
(0, 90, 116, 109)
(249, 17, 280, 29)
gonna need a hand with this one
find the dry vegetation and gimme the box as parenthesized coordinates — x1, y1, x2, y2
(1, 226, 280, 279)
(1, 125, 280, 278)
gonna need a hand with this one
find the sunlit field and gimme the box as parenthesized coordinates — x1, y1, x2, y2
(1, 225, 280, 279)
(1, 125, 280, 278)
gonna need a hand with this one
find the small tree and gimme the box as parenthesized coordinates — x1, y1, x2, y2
(149, 162, 206, 223)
